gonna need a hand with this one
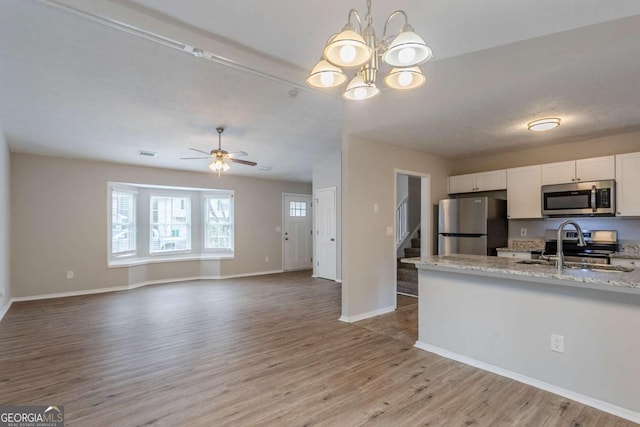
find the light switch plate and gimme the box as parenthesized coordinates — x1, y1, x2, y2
(386, 226, 393, 236)
(373, 203, 379, 213)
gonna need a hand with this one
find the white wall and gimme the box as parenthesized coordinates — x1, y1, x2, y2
(341, 135, 451, 320)
(10, 153, 310, 298)
(312, 150, 342, 281)
(0, 126, 10, 315)
(451, 130, 640, 175)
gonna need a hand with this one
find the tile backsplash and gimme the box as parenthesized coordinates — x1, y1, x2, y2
(509, 217, 640, 246)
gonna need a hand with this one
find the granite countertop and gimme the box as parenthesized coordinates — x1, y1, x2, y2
(402, 254, 640, 294)
(610, 243, 640, 260)
(496, 239, 544, 253)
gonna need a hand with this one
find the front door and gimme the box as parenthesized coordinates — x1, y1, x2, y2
(283, 194, 312, 271)
(315, 187, 336, 280)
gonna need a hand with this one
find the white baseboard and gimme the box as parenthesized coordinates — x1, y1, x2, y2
(215, 269, 283, 280)
(335, 278, 342, 283)
(397, 291, 418, 298)
(414, 341, 640, 424)
(338, 305, 395, 323)
(0, 300, 12, 322)
(5, 270, 286, 307)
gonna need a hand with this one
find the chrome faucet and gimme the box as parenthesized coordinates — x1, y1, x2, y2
(556, 220, 586, 273)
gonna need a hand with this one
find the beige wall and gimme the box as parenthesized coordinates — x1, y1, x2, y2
(10, 153, 310, 298)
(341, 135, 451, 319)
(451, 130, 640, 174)
(0, 127, 10, 312)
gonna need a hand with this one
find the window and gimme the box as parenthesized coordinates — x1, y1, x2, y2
(289, 201, 307, 217)
(204, 194, 233, 250)
(150, 196, 191, 253)
(111, 189, 136, 255)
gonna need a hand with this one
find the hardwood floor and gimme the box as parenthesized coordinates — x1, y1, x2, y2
(0, 271, 635, 426)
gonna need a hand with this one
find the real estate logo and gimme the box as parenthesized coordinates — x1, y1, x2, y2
(0, 405, 64, 427)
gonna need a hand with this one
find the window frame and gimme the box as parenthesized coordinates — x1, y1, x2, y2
(109, 185, 138, 259)
(149, 193, 192, 255)
(202, 191, 235, 254)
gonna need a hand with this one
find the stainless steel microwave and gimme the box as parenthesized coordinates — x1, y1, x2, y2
(541, 180, 615, 217)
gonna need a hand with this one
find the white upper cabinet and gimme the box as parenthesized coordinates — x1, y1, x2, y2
(616, 152, 640, 216)
(507, 165, 542, 219)
(541, 156, 615, 185)
(448, 170, 506, 194)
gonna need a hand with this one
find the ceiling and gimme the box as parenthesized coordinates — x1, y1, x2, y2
(1, 0, 640, 182)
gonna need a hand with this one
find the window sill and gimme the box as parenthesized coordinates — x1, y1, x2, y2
(108, 253, 234, 268)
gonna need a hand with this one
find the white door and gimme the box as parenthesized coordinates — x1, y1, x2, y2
(315, 187, 336, 280)
(283, 194, 312, 271)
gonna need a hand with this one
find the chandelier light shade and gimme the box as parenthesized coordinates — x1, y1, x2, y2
(323, 26, 372, 68)
(384, 66, 426, 90)
(528, 118, 561, 132)
(307, 1, 433, 100)
(306, 59, 348, 88)
(343, 74, 380, 100)
(382, 25, 433, 67)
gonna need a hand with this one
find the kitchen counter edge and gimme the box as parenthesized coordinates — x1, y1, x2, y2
(402, 254, 640, 295)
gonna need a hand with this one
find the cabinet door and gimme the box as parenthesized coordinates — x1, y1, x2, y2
(448, 174, 476, 194)
(616, 152, 640, 216)
(507, 165, 542, 219)
(576, 155, 615, 181)
(541, 161, 575, 185)
(476, 170, 507, 191)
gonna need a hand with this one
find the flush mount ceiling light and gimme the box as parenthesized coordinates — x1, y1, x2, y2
(306, 0, 433, 100)
(528, 118, 561, 132)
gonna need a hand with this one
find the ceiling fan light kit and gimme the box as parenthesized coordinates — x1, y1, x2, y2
(181, 126, 257, 176)
(307, 0, 433, 100)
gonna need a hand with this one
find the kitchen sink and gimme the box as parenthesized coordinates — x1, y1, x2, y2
(516, 259, 633, 273)
(516, 259, 554, 266)
(564, 263, 634, 273)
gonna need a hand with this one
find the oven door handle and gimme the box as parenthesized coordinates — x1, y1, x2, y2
(591, 185, 597, 212)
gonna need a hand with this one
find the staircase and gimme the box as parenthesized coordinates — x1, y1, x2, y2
(397, 235, 420, 296)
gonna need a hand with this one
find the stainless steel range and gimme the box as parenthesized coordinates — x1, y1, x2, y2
(540, 229, 618, 265)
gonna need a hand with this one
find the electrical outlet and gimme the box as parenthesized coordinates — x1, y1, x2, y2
(520, 228, 527, 237)
(67, 271, 74, 279)
(275, 226, 281, 232)
(551, 334, 565, 353)
(265, 256, 270, 263)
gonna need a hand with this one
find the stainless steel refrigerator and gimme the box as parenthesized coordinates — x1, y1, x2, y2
(438, 197, 507, 256)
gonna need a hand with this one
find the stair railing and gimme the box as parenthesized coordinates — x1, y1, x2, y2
(396, 197, 409, 247)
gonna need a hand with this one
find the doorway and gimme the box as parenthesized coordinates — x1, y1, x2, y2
(394, 170, 431, 299)
(314, 187, 337, 280)
(283, 194, 313, 271)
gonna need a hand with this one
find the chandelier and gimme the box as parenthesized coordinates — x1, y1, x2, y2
(306, 0, 432, 100)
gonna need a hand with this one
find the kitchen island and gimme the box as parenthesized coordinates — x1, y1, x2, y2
(402, 254, 640, 423)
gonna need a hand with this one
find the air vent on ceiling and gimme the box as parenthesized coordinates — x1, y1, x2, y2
(137, 150, 157, 157)
(258, 166, 272, 171)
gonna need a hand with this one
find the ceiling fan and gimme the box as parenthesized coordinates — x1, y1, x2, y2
(181, 126, 257, 175)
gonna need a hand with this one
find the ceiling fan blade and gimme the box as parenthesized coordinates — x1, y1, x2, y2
(228, 151, 248, 158)
(180, 156, 212, 160)
(227, 158, 257, 166)
(189, 148, 211, 155)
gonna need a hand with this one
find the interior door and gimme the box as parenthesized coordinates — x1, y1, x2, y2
(315, 187, 336, 280)
(283, 194, 312, 271)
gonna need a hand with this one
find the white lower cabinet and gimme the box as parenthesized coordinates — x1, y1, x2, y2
(507, 165, 542, 219)
(497, 251, 532, 260)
